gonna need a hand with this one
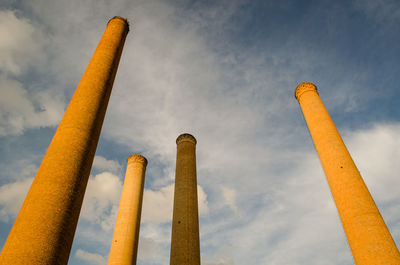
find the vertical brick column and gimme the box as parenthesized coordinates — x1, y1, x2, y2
(170, 133, 201, 265)
(108, 154, 147, 265)
(295, 82, 400, 264)
(0, 17, 129, 265)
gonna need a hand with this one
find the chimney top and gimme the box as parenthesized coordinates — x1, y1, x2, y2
(295, 82, 318, 100)
(127, 154, 147, 166)
(176, 133, 197, 145)
(108, 16, 130, 32)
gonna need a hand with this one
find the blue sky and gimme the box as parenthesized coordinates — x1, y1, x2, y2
(1, 0, 400, 264)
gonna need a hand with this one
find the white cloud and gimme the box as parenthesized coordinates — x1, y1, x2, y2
(198, 123, 400, 265)
(221, 187, 239, 215)
(203, 257, 235, 265)
(80, 172, 122, 231)
(0, 10, 47, 75)
(202, 245, 236, 265)
(75, 249, 107, 265)
(0, 74, 65, 136)
(141, 184, 173, 224)
(92, 156, 122, 175)
(0, 10, 65, 136)
(137, 223, 171, 265)
(1, 1, 400, 265)
(0, 2, 349, 264)
(345, 124, 400, 223)
(137, 183, 209, 264)
(0, 177, 33, 222)
(198, 185, 209, 216)
(142, 184, 208, 223)
(0, 163, 39, 223)
(79, 172, 209, 234)
(137, 237, 158, 262)
(137, 184, 208, 265)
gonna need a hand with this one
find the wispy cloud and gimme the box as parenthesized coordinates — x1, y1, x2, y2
(0, 10, 47, 75)
(142, 184, 208, 223)
(0, 10, 65, 136)
(1, 1, 400, 265)
(0, 177, 33, 222)
(80, 172, 122, 232)
(75, 249, 107, 265)
(92, 156, 123, 175)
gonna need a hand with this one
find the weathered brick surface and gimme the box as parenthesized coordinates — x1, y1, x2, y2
(108, 154, 147, 265)
(170, 133, 201, 265)
(296, 82, 400, 265)
(0, 17, 129, 265)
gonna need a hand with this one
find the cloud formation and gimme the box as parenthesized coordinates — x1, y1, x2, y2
(221, 187, 239, 215)
(80, 172, 122, 231)
(0, 10, 46, 75)
(1, 1, 400, 265)
(0, 75, 66, 136)
(92, 156, 123, 175)
(0, 177, 33, 222)
(142, 184, 208, 223)
(0, 10, 65, 136)
(75, 249, 107, 265)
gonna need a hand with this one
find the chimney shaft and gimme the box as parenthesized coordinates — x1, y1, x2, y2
(296, 82, 400, 264)
(0, 17, 129, 265)
(108, 154, 147, 265)
(170, 133, 201, 265)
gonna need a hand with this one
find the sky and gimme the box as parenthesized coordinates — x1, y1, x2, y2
(1, 0, 400, 264)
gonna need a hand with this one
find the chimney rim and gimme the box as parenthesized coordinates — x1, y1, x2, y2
(295, 82, 318, 101)
(108, 16, 130, 32)
(127, 154, 147, 166)
(176, 133, 197, 145)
